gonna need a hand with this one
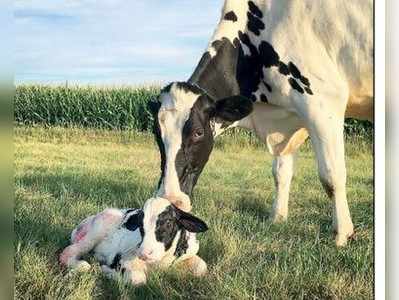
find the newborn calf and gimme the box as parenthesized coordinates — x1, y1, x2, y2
(59, 197, 208, 285)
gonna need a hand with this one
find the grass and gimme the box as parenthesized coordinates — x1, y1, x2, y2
(14, 127, 373, 299)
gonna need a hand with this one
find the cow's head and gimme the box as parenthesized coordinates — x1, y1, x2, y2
(137, 197, 208, 263)
(149, 82, 253, 210)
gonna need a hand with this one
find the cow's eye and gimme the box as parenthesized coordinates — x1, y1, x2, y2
(193, 129, 204, 140)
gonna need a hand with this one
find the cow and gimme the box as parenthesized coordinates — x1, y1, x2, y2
(149, 0, 373, 246)
(59, 197, 209, 285)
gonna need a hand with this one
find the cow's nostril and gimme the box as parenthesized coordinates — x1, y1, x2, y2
(164, 194, 181, 203)
(138, 253, 148, 260)
(138, 250, 154, 261)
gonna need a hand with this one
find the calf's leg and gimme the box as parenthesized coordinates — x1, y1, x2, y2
(122, 257, 148, 286)
(178, 255, 207, 277)
(59, 208, 124, 270)
(101, 259, 147, 286)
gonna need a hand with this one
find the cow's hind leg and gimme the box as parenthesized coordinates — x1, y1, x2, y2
(306, 111, 354, 246)
(59, 209, 124, 270)
(270, 153, 295, 222)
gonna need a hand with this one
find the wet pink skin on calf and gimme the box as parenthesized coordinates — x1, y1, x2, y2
(60, 209, 125, 268)
(72, 224, 89, 243)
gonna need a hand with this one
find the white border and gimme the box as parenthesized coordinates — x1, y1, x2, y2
(386, 0, 399, 298)
(375, 0, 385, 299)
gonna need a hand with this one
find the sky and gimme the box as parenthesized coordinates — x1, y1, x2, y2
(14, 0, 224, 85)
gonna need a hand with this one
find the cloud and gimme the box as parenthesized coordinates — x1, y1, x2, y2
(15, 0, 224, 85)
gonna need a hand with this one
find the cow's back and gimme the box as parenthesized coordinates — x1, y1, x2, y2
(296, 1, 373, 120)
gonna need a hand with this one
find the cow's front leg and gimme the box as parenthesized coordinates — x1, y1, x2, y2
(270, 153, 295, 223)
(307, 114, 354, 246)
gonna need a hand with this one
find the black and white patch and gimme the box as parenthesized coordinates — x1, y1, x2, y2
(247, 11, 265, 36)
(288, 78, 304, 94)
(174, 229, 189, 257)
(110, 253, 122, 270)
(260, 94, 268, 103)
(278, 62, 290, 76)
(224, 11, 238, 22)
(177, 2, 315, 102)
(248, 1, 263, 19)
(155, 206, 180, 251)
(152, 82, 216, 196)
(154, 204, 208, 252)
(122, 209, 145, 238)
(190, 25, 313, 105)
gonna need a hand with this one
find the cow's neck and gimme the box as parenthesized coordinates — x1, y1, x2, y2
(189, 0, 272, 103)
(188, 37, 241, 101)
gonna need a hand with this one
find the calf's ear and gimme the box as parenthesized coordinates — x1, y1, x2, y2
(214, 95, 253, 122)
(175, 208, 208, 233)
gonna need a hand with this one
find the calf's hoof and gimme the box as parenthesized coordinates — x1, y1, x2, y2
(182, 256, 207, 277)
(130, 271, 147, 286)
(192, 259, 207, 277)
(73, 261, 91, 272)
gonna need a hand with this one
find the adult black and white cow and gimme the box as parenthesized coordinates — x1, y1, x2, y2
(150, 0, 373, 246)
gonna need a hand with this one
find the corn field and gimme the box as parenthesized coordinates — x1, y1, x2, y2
(14, 85, 373, 139)
(15, 85, 158, 131)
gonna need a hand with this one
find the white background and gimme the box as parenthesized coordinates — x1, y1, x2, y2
(387, 0, 398, 299)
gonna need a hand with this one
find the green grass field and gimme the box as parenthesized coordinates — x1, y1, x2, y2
(14, 127, 373, 300)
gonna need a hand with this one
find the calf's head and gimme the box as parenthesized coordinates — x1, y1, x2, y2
(150, 82, 253, 210)
(137, 197, 208, 263)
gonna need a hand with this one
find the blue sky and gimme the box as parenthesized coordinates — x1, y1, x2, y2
(14, 0, 223, 85)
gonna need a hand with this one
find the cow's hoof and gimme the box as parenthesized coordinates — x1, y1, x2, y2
(269, 213, 287, 224)
(335, 229, 355, 247)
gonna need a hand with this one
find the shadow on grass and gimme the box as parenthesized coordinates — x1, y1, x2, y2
(234, 192, 271, 220)
(198, 234, 227, 266)
(16, 165, 155, 208)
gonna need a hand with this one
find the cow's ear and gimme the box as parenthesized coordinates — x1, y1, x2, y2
(175, 208, 208, 233)
(147, 99, 161, 115)
(214, 96, 253, 122)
